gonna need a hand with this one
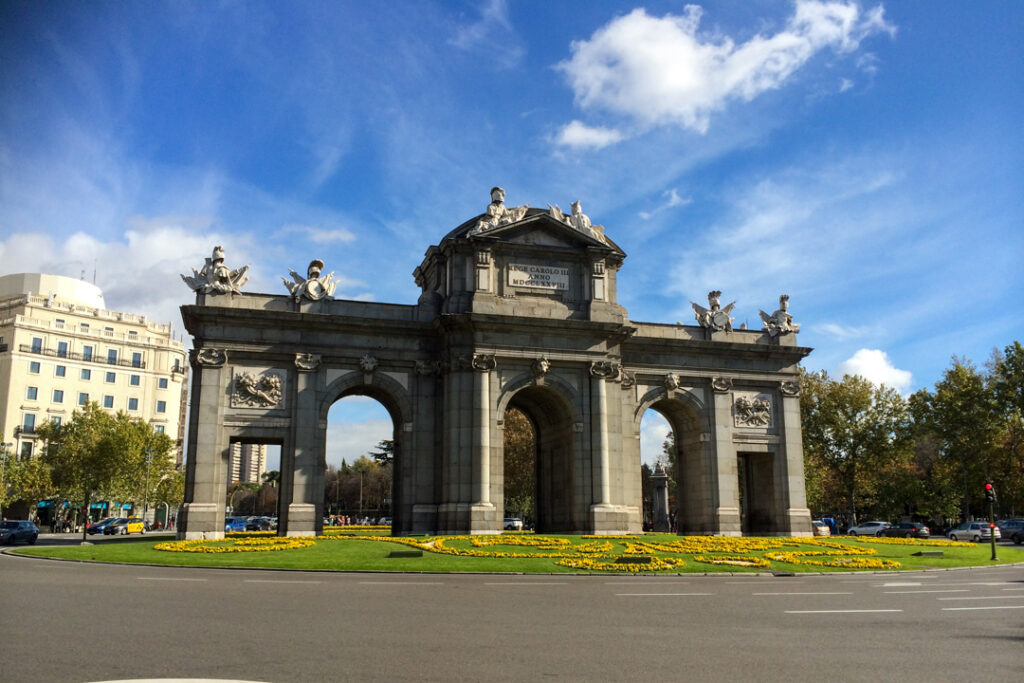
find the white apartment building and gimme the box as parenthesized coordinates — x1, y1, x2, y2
(0, 273, 188, 462)
(229, 443, 267, 485)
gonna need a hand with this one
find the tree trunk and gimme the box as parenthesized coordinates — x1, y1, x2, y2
(80, 491, 91, 544)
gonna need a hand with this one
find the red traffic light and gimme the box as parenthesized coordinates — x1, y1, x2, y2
(985, 483, 993, 490)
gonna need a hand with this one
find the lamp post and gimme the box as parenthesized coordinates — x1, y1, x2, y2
(143, 449, 153, 524)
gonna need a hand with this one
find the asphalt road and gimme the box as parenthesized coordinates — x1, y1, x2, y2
(1, 550, 1021, 682)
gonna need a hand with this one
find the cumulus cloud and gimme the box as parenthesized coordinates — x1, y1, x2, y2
(555, 120, 625, 150)
(836, 348, 912, 393)
(557, 1, 894, 134)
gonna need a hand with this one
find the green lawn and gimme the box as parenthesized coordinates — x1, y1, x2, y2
(12, 532, 1024, 574)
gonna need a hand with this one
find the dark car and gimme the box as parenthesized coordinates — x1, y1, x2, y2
(246, 516, 272, 531)
(86, 517, 118, 535)
(0, 520, 39, 545)
(881, 522, 930, 539)
(996, 519, 1024, 545)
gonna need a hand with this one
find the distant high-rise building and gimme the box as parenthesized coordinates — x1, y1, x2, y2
(0, 273, 188, 461)
(228, 443, 266, 485)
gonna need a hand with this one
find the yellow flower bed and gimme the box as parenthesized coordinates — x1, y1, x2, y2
(556, 555, 684, 572)
(154, 537, 316, 553)
(850, 536, 973, 548)
(693, 555, 771, 568)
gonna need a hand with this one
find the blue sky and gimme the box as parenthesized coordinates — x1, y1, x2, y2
(2, 1, 1021, 467)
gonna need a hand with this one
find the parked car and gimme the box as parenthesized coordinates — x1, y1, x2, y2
(996, 519, 1024, 545)
(948, 521, 1001, 542)
(86, 517, 118, 535)
(104, 517, 146, 535)
(881, 522, 930, 538)
(847, 521, 891, 537)
(246, 516, 272, 531)
(503, 518, 524, 531)
(0, 520, 39, 545)
(225, 516, 248, 533)
(812, 520, 831, 537)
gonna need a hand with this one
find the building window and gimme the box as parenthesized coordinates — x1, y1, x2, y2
(29, 361, 40, 374)
(82, 345, 93, 361)
(156, 401, 166, 413)
(26, 386, 38, 400)
(173, 359, 181, 372)
(78, 392, 89, 406)
(103, 395, 114, 409)
(128, 330, 138, 337)
(55, 365, 66, 377)
(52, 416, 62, 428)
(53, 389, 64, 403)
(154, 425, 165, 434)
(158, 378, 168, 389)
(130, 374, 140, 386)
(105, 371, 115, 383)
(107, 349, 118, 365)
(132, 352, 142, 368)
(55, 318, 65, 328)
(20, 442, 32, 458)
(128, 398, 139, 411)
(22, 413, 36, 431)
(80, 368, 91, 380)
(80, 323, 90, 332)
(31, 337, 43, 353)
(57, 341, 68, 358)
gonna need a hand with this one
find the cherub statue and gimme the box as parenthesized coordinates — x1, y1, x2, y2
(691, 290, 736, 331)
(759, 294, 800, 337)
(181, 246, 250, 295)
(474, 186, 529, 232)
(283, 259, 338, 302)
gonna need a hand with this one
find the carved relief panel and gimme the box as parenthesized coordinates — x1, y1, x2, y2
(231, 369, 286, 409)
(732, 391, 773, 428)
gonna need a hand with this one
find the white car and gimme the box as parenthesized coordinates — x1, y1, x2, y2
(847, 521, 891, 537)
(948, 521, 1001, 542)
(503, 518, 524, 531)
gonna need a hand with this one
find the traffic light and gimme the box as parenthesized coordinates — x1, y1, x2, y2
(985, 483, 996, 503)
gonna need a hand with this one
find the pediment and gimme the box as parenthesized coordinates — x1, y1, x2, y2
(448, 210, 624, 256)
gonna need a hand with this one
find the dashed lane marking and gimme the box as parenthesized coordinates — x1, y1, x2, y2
(785, 609, 903, 614)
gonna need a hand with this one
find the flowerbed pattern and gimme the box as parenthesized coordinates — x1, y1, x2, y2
(153, 532, 977, 572)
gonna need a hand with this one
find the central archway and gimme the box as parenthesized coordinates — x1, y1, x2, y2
(504, 385, 577, 533)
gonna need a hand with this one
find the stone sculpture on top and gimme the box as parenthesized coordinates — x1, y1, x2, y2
(181, 245, 250, 295)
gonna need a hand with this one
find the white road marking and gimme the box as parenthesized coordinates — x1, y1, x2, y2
(884, 589, 970, 594)
(938, 595, 1024, 601)
(136, 577, 207, 582)
(882, 582, 921, 587)
(785, 609, 903, 614)
(1002, 587, 1024, 591)
(243, 579, 322, 584)
(616, 592, 713, 597)
(359, 581, 444, 585)
(942, 605, 1024, 611)
(968, 582, 1017, 586)
(485, 582, 567, 586)
(753, 592, 853, 596)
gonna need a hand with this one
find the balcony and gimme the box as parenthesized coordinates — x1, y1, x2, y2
(19, 344, 147, 369)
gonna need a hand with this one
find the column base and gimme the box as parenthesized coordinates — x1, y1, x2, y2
(284, 503, 317, 537)
(588, 504, 640, 534)
(176, 502, 224, 540)
(784, 507, 813, 536)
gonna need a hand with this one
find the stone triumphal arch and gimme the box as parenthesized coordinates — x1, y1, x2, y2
(178, 189, 813, 539)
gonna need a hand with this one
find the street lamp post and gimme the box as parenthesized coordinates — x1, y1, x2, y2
(143, 449, 153, 524)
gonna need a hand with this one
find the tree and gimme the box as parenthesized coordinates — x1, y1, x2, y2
(800, 369, 913, 525)
(36, 402, 173, 543)
(2, 455, 54, 520)
(369, 440, 394, 466)
(988, 341, 1024, 514)
(503, 407, 535, 521)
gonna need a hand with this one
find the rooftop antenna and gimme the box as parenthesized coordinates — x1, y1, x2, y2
(93, 259, 97, 284)
(80, 269, 86, 281)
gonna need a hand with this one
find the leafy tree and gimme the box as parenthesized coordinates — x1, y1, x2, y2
(503, 407, 535, 521)
(261, 470, 280, 487)
(917, 359, 999, 521)
(800, 369, 913, 525)
(36, 402, 172, 542)
(369, 440, 394, 466)
(2, 455, 54, 520)
(988, 341, 1024, 514)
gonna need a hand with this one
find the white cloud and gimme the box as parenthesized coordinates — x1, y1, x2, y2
(555, 120, 625, 150)
(815, 322, 868, 340)
(640, 188, 692, 219)
(557, 1, 894, 134)
(639, 411, 673, 468)
(836, 348, 912, 393)
(449, 0, 524, 68)
(839, 77, 854, 92)
(278, 223, 357, 244)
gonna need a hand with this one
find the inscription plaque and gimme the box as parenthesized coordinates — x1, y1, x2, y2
(507, 263, 569, 291)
